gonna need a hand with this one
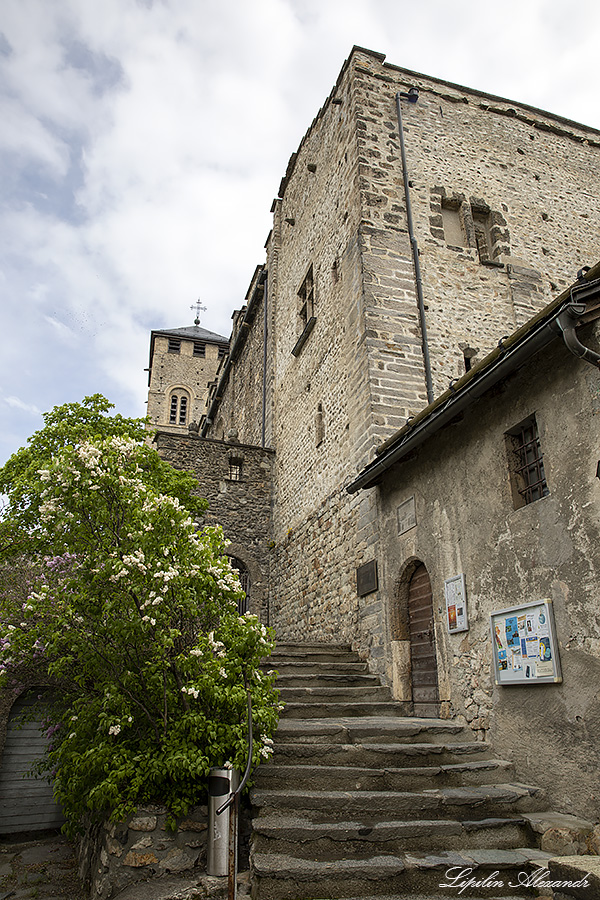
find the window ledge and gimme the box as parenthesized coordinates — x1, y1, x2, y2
(292, 316, 317, 357)
(480, 259, 505, 268)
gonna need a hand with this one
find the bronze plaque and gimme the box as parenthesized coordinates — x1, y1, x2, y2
(356, 560, 378, 597)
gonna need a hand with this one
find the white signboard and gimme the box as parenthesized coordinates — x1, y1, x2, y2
(444, 574, 469, 633)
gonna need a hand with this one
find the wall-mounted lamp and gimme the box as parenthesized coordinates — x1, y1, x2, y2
(399, 87, 419, 103)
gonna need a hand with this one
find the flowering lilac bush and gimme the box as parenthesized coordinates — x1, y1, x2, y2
(0, 397, 279, 833)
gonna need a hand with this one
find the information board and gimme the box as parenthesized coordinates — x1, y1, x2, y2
(444, 574, 469, 633)
(490, 599, 561, 685)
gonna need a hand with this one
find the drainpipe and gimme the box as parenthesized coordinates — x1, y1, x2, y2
(551, 299, 600, 369)
(261, 271, 268, 447)
(396, 89, 434, 404)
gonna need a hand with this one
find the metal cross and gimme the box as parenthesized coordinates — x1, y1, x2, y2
(190, 299, 207, 325)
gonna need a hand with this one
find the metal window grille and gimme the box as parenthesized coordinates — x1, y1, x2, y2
(512, 420, 549, 504)
(169, 395, 178, 423)
(228, 458, 243, 481)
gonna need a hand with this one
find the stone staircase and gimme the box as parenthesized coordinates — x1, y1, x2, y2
(249, 643, 559, 900)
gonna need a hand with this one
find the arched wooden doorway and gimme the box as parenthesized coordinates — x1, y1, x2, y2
(407, 564, 439, 718)
(227, 556, 250, 615)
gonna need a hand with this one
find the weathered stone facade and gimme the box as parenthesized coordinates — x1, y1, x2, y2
(197, 46, 600, 679)
(154, 432, 273, 621)
(78, 804, 208, 899)
(367, 312, 600, 820)
(147, 325, 228, 435)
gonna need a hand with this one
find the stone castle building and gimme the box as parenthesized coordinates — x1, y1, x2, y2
(146, 323, 229, 434)
(151, 47, 600, 820)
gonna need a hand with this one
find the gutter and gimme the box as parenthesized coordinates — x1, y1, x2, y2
(347, 271, 600, 494)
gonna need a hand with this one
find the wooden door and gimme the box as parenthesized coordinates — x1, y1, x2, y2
(407, 564, 439, 717)
(0, 692, 64, 834)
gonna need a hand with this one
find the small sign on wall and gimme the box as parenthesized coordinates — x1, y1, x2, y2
(444, 574, 469, 633)
(397, 497, 416, 535)
(490, 599, 562, 685)
(356, 560, 378, 597)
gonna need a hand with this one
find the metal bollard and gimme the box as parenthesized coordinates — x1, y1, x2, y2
(207, 767, 239, 877)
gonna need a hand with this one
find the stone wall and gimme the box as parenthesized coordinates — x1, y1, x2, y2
(78, 805, 208, 899)
(351, 48, 600, 424)
(205, 273, 273, 448)
(375, 320, 600, 819)
(154, 432, 274, 622)
(200, 46, 600, 679)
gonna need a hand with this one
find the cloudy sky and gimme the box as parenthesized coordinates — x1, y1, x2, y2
(1, 0, 599, 464)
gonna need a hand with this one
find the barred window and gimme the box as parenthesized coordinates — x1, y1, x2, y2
(505, 415, 549, 508)
(228, 457, 243, 481)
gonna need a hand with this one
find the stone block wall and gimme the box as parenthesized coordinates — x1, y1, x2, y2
(78, 804, 208, 899)
(350, 47, 600, 414)
(198, 46, 600, 678)
(206, 275, 273, 448)
(148, 335, 225, 432)
(154, 432, 274, 621)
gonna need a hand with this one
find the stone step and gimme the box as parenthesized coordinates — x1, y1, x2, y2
(269, 648, 360, 665)
(274, 672, 381, 687)
(273, 642, 353, 652)
(274, 716, 471, 744)
(281, 700, 416, 718)
(254, 758, 514, 791)
(270, 739, 495, 767)
(251, 783, 546, 822)
(250, 848, 554, 899)
(279, 685, 393, 703)
(266, 660, 370, 675)
(251, 813, 532, 857)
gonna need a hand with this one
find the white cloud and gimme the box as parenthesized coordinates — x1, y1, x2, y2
(0, 0, 599, 461)
(4, 396, 42, 416)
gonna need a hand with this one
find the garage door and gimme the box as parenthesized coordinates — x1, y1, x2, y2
(0, 691, 64, 834)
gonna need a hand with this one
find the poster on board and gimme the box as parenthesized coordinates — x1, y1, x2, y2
(490, 599, 561, 685)
(444, 574, 469, 633)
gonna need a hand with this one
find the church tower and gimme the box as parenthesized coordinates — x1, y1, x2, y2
(146, 323, 229, 434)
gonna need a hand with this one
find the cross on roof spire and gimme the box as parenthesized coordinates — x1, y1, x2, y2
(190, 299, 207, 326)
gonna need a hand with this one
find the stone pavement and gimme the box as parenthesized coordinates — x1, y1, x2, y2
(0, 832, 85, 900)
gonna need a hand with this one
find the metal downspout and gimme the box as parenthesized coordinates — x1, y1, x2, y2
(552, 303, 600, 368)
(261, 271, 268, 447)
(395, 90, 434, 404)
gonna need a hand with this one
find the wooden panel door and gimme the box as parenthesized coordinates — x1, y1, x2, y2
(408, 564, 439, 717)
(0, 692, 64, 834)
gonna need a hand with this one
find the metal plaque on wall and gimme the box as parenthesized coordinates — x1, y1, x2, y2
(356, 560, 378, 597)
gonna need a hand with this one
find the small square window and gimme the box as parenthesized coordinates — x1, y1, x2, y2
(505, 415, 549, 508)
(168, 338, 181, 353)
(228, 457, 243, 481)
(194, 341, 206, 357)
